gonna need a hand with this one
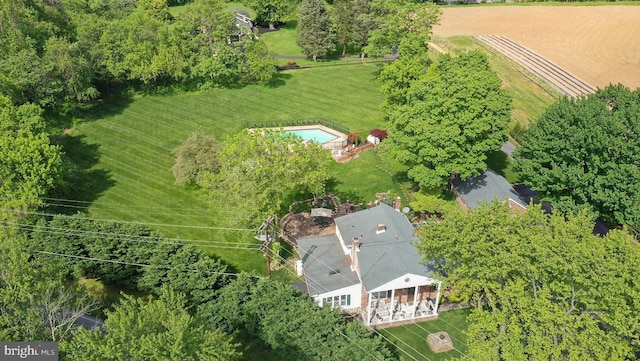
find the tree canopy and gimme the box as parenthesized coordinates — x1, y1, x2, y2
(0, 0, 275, 115)
(0, 96, 63, 220)
(245, 0, 299, 29)
(363, 0, 440, 58)
(62, 287, 241, 361)
(296, 0, 336, 61)
(202, 274, 397, 361)
(200, 129, 332, 227)
(514, 84, 640, 226)
(417, 202, 640, 360)
(382, 51, 511, 189)
(171, 131, 221, 185)
(0, 231, 98, 342)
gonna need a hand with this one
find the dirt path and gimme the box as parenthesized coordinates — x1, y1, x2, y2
(432, 6, 640, 89)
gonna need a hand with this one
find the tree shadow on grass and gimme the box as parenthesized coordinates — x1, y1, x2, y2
(74, 95, 135, 124)
(50, 134, 115, 214)
(265, 72, 292, 88)
(486, 149, 521, 183)
(324, 176, 364, 206)
(391, 170, 414, 187)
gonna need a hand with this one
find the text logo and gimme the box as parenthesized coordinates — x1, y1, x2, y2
(1, 343, 57, 360)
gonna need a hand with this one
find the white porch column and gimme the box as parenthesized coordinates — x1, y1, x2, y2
(366, 292, 372, 326)
(390, 289, 395, 315)
(412, 285, 419, 318)
(433, 282, 442, 315)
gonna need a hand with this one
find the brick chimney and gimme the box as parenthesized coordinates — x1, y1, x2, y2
(350, 237, 360, 273)
(395, 196, 401, 211)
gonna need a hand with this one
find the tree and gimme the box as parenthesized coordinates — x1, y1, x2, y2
(382, 51, 511, 189)
(245, 0, 299, 30)
(239, 40, 276, 84)
(199, 129, 332, 228)
(0, 231, 99, 342)
(0, 96, 63, 221)
(203, 274, 397, 361)
(62, 288, 241, 361)
(296, 0, 335, 61)
(175, 0, 275, 88)
(171, 131, 221, 185)
(417, 202, 640, 360)
(332, 0, 354, 56)
(351, 0, 375, 60)
(138, 244, 231, 309)
(31, 214, 166, 289)
(363, 0, 441, 58)
(99, 7, 187, 85)
(514, 84, 640, 226)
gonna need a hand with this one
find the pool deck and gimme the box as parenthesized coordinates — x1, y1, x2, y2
(254, 124, 373, 162)
(277, 124, 348, 151)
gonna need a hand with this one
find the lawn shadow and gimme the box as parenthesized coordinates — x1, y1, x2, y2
(75, 95, 135, 123)
(486, 150, 509, 175)
(265, 72, 292, 88)
(486, 149, 521, 183)
(325, 177, 364, 206)
(52, 134, 115, 214)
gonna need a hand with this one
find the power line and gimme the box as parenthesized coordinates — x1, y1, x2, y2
(35, 251, 257, 279)
(0, 208, 255, 231)
(8, 222, 260, 250)
(261, 249, 433, 361)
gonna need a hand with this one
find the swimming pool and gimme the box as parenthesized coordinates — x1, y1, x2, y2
(286, 128, 338, 144)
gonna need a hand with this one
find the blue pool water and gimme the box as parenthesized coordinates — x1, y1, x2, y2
(286, 129, 338, 144)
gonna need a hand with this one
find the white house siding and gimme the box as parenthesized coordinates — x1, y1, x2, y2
(314, 283, 362, 311)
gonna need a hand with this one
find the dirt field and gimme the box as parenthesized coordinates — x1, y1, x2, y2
(432, 6, 640, 89)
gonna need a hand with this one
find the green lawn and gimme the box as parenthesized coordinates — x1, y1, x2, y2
(67, 64, 387, 273)
(380, 308, 471, 361)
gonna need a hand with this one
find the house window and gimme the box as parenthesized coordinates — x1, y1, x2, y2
(324, 294, 351, 308)
(370, 290, 392, 300)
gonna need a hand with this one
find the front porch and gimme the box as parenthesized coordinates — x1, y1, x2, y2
(363, 283, 442, 326)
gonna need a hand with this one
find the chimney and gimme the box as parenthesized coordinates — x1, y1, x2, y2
(350, 237, 360, 272)
(376, 224, 386, 234)
(395, 196, 401, 211)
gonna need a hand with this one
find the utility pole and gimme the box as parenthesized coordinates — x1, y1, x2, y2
(258, 215, 276, 279)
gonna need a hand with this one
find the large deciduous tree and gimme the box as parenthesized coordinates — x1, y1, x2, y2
(200, 129, 332, 227)
(202, 274, 396, 361)
(0, 231, 99, 342)
(0, 96, 63, 220)
(363, 0, 440, 58)
(62, 288, 241, 361)
(514, 84, 640, 226)
(176, 0, 275, 87)
(296, 0, 335, 61)
(245, 0, 299, 30)
(171, 131, 221, 185)
(383, 51, 511, 189)
(417, 202, 640, 360)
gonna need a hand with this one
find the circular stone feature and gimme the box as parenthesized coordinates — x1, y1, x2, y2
(427, 332, 454, 353)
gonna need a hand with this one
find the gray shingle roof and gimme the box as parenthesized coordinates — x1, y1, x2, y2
(297, 234, 360, 297)
(453, 169, 526, 209)
(335, 203, 434, 291)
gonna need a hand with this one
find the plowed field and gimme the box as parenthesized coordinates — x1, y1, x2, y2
(433, 6, 640, 89)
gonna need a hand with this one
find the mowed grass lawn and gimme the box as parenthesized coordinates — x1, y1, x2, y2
(380, 308, 471, 361)
(68, 64, 402, 273)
